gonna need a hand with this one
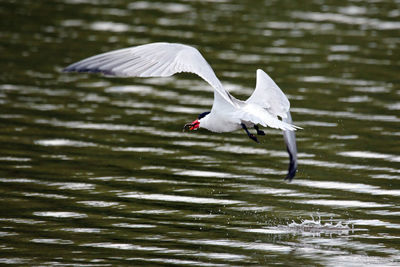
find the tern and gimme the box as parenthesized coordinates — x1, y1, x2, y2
(63, 42, 300, 180)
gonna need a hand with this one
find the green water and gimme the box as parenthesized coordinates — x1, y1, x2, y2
(0, 0, 399, 266)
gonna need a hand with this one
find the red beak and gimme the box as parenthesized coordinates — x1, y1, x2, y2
(189, 119, 200, 131)
(183, 119, 200, 132)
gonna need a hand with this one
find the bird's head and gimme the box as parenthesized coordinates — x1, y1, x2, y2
(183, 111, 210, 131)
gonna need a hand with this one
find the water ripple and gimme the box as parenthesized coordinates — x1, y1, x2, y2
(34, 139, 97, 147)
(33, 211, 88, 219)
(338, 151, 400, 163)
(89, 21, 130, 32)
(295, 180, 400, 196)
(297, 199, 391, 208)
(2, 0, 400, 265)
(301, 159, 400, 174)
(128, 2, 192, 13)
(77, 201, 120, 208)
(82, 242, 163, 251)
(112, 146, 175, 155)
(293, 107, 400, 122)
(0, 157, 31, 162)
(113, 223, 156, 229)
(293, 11, 400, 30)
(61, 228, 102, 233)
(179, 238, 291, 253)
(118, 192, 244, 205)
(35, 118, 142, 132)
(31, 238, 74, 245)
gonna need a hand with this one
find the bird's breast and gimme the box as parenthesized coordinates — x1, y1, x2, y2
(199, 114, 242, 133)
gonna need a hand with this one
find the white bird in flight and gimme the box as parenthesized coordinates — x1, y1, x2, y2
(64, 42, 300, 180)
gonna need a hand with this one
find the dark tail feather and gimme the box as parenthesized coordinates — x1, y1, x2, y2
(282, 111, 298, 181)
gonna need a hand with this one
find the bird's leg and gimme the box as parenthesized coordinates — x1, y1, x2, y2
(241, 123, 259, 143)
(254, 125, 265, 136)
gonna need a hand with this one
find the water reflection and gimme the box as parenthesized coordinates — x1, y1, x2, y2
(33, 212, 88, 219)
(338, 151, 400, 163)
(35, 139, 97, 147)
(293, 11, 400, 30)
(31, 238, 74, 245)
(112, 146, 175, 154)
(179, 238, 292, 253)
(1, 0, 399, 265)
(298, 199, 391, 208)
(295, 180, 400, 196)
(118, 192, 244, 205)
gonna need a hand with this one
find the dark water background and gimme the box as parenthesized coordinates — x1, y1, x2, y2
(0, 0, 399, 266)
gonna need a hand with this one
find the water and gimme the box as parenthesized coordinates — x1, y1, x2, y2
(1, 0, 399, 266)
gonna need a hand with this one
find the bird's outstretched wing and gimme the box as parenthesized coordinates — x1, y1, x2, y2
(236, 69, 300, 131)
(245, 69, 298, 180)
(63, 42, 235, 106)
(237, 103, 298, 131)
(246, 69, 290, 119)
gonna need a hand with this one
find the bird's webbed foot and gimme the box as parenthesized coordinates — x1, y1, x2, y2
(241, 123, 259, 143)
(254, 125, 265, 136)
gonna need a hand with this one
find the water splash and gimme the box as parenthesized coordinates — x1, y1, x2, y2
(241, 216, 358, 237)
(282, 216, 354, 236)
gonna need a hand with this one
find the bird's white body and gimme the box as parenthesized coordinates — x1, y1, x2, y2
(199, 107, 241, 132)
(199, 99, 282, 133)
(198, 66, 299, 133)
(64, 42, 300, 180)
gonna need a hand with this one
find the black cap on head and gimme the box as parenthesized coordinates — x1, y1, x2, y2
(198, 111, 210, 119)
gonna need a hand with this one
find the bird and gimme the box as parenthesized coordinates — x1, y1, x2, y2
(63, 42, 300, 180)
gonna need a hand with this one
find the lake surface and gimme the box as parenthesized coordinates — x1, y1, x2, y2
(1, 0, 399, 266)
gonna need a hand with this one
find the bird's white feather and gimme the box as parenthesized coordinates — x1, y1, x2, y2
(64, 42, 301, 180)
(246, 69, 290, 119)
(64, 42, 299, 132)
(238, 103, 297, 131)
(64, 42, 235, 106)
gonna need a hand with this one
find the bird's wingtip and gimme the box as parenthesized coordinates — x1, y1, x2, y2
(62, 64, 77, 73)
(284, 164, 297, 182)
(62, 65, 115, 76)
(256, 69, 266, 75)
(283, 145, 297, 182)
